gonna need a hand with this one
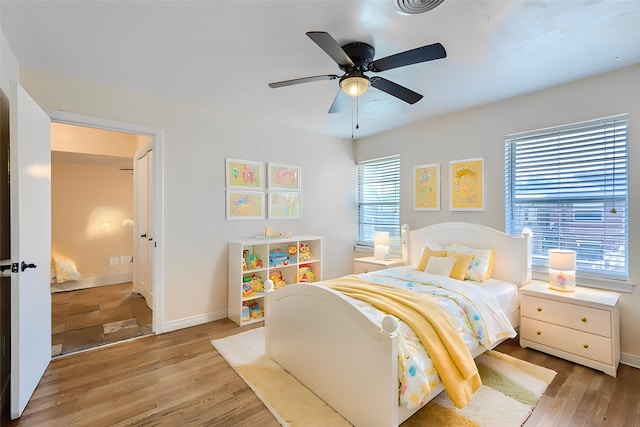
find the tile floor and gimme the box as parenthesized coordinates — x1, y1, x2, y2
(51, 282, 152, 357)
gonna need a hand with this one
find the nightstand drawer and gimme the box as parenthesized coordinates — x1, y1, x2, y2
(521, 317, 613, 365)
(521, 294, 611, 337)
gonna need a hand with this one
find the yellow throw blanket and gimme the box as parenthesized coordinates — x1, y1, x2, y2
(325, 275, 481, 408)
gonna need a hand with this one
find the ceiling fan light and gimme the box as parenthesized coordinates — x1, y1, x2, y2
(340, 75, 369, 97)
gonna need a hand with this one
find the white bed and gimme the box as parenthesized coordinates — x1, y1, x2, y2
(265, 222, 531, 427)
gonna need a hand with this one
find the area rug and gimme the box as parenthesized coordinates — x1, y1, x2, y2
(212, 328, 556, 427)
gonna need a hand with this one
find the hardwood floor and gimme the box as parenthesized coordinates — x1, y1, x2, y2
(2, 320, 639, 426)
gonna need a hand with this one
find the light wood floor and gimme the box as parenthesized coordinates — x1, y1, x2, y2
(3, 319, 639, 426)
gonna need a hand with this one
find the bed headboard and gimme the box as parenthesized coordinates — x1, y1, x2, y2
(404, 222, 531, 287)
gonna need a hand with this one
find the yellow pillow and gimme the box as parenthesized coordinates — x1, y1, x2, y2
(448, 252, 473, 280)
(417, 247, 448, 271)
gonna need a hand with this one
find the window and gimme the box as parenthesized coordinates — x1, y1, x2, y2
(505, 114, 630, 290)
(357, 155, 401, 254)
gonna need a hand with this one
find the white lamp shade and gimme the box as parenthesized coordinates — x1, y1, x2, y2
(549, 249, 576, 271)
(374, 232, 389, 246)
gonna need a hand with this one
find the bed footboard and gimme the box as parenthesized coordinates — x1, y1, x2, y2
(265, 281, 407, 427)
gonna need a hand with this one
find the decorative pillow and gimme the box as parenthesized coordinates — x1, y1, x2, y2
(416, 246, 448, 271)
(447, 243, 495, 282)
(54, 257, 81, 283)
(447, 252, 474, 281)
(425, 256, 456, 276)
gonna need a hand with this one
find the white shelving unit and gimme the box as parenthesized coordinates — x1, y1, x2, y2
(228, 235, 322, 326)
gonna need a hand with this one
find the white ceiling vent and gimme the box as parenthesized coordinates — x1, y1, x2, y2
(393, 0, 446, 14)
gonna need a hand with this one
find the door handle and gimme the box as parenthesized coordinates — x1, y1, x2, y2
(21, 261, 37, 272)
(140, 233, 147, 238)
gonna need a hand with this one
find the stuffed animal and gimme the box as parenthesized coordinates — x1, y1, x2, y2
(269, 270, 286, 289)
(298, 266, 315, 283)
(299, 242, 312, 262)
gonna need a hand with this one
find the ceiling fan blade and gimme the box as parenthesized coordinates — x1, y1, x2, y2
(268, 74, 339, 88)
(368, 43, 446, 72)
(370, 77, 423, 104)
(306, 31, 355, 68)
(328, 90, 349, 114)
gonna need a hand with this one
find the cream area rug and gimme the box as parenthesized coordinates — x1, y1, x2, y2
(212, 328, 556, 427)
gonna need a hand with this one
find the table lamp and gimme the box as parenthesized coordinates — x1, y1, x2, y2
(548, 249, 576, 292)
(374, 232, 390, 260)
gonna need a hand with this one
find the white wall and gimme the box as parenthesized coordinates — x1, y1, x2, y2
(355, 63, 640, 363)
(17, 67, 357, 330)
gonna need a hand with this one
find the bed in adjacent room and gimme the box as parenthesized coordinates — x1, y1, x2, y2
(264, 221, 531, 427)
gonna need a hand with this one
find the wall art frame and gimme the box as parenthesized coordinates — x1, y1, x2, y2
(226, 190, 265, 220)
(268, 163, 301, 191)
(268, 191, 301, 219)
(449, 157, 485, 211)
(413, 163, 440, 211)
(225, 158, 265, 190)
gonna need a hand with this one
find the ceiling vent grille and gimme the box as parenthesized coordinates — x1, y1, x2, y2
(393, 0, 446, 14)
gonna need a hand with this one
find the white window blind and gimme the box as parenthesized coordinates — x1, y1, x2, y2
(505, 114, 629, 283)
(357, 155, 401, 254)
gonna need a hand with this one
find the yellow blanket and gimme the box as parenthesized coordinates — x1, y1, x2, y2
(326, 275, 481, 408)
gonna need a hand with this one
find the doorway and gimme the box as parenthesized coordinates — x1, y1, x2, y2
(47, 111, 165, 350)
(50, 123, 154, 355)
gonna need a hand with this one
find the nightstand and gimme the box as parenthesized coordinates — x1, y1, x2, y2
(519, 281, 620, 377)
(353, 256, 403, 274)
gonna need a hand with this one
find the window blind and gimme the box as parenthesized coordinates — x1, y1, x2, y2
(357, 155, 401, 254)
(505, 114, 629, 281)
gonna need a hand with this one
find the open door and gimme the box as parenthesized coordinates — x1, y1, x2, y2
(9, 81, 51, 419)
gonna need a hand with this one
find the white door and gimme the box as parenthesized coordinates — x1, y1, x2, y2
(9, 82, 51, 419)
(135, 150, 152, 309)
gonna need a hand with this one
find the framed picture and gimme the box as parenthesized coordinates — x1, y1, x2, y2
(268, 192, 301, 219)
(226, 190, 265, 220)
(268, 163, 301, 191)
(225, 158, 264, 190)
(449, 157, 485, 211)
(413, 163, 440, 211)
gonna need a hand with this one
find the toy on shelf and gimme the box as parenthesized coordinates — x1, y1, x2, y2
(269, 270, 286, 289)
(298, 265, 315, 283)
(242, 280, 254, 298)
(299, 242, 313, 262)
(247, 300, 263, 319)
(241, 302, 250, 321)
(250, 274, 264, 292)
(269, 248, 289, 267)
(288, 244, 298, 262)
(246, 254, 262, 270)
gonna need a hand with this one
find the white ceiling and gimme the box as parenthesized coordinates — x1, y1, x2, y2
(3, 0, 640, 140)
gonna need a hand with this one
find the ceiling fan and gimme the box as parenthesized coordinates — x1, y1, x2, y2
(268, 31, 447, 113)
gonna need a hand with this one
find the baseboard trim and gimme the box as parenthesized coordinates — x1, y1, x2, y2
(621, 352, 640, 370)
(159, 309, 228, 334)
(51, 272, 133, 292)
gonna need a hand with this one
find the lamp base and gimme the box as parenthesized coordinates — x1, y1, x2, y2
(549, 269, 576, 292)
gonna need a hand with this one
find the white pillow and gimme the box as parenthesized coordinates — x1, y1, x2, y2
(425, 256, 456, 276)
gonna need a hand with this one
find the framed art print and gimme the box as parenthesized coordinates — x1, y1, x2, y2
(226, 190, 265, 220)
(449, 157, 485, 211)
(225, 158, 264, 190)
(268, 163, 301, 191)
(414, 163, 440, 211)
(268, 192, 301, 219)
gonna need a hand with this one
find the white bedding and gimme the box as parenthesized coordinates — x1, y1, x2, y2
(332, 266, 517, 409)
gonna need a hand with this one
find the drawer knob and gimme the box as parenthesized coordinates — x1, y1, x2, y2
(581, 317, 587, 323)
(536, 330, 542, 335)
(583, 343, 589, 349)
(537, 307, 542, 312)
(363, 268, 368, 273)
